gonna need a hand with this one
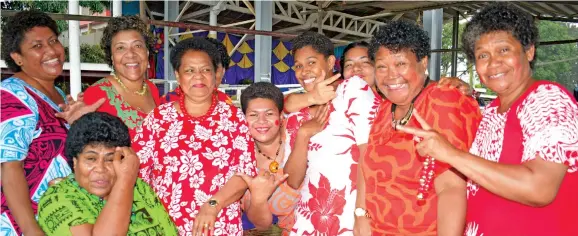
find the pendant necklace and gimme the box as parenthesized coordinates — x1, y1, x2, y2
(256, 139, 282, 173)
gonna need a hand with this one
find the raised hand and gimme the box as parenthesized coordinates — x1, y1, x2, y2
(299, 104, 331, 138)
(237, 169, 289, 203)
(308, 71, 341, 105)
(112, 147, 139, 186)
(438, 77, 473, 96)
(395, 109, 461, 163)
(56, 92, 105, 124)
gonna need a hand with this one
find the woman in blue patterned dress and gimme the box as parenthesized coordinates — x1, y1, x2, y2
(0, 10, 101, 236)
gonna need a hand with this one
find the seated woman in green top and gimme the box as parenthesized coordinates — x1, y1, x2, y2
(37, 112, 177, 235)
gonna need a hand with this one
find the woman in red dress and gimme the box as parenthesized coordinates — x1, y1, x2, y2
(399, 3, 578, 236)
(356, 20, 482, 235)
(84, 16, 160, 137)
(132, 38, 277, 236)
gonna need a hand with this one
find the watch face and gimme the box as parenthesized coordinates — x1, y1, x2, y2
(354, 208, 365, 216)
(208, 199, 218, 207)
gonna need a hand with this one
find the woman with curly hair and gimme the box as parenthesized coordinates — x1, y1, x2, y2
(0, 10, 103, 236)
(37, 112, 177, 235)
(355, 20, 482, 235)
(132, 37, 282, 235)
(83, 15, 160, 136)
(399, 3, 578, 236)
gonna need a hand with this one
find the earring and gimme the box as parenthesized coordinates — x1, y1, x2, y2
(17, 61, 22, 66)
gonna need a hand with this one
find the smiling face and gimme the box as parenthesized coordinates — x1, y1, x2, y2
(176, 50, 217, 102)
(245, 98, 283, 144)
(10, 26, 65, 80)
(374, 47, 428, 106)
(110, 30, 149, 82)
(73, 144, 117, 200)
(474, 31, 535, 96)
(343, 46, 375, 86)
(293, 46, 336, 92)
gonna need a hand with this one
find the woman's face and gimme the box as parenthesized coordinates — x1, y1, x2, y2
(343, 47, 375, 86)
(176, 50, 217, 102)
(10, 26, 65, 80)
(293, 46, 336, 92)
(245, 98, 283, 144)
(474, 31, 535, 96)
(73, 144, 117, 200)
(111, 30, 149, 82)
(374, 47, 428, 106)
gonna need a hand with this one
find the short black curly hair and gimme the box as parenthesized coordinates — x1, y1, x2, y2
(240, 82, 284, 114)
(291, 31, 334, 58)
(462, 2, 538, 66)
(340, 41, 370, 74)
(170, 37, 221, 72)
(205, 37, 230, 70)
(1, 10, 60, 72)
(369, 20, 430, 62)
(65, 112, 130, 166)
(100, 15, 154, 66)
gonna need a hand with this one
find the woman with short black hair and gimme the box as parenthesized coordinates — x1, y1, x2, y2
(37, 112, 177, 235)
(0, 10, 101, 235)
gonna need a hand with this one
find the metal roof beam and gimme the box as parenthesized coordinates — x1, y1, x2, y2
(192, 0, 384, 39)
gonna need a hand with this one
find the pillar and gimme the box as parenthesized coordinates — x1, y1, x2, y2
(423, 9, 443, 81)
(254, 0, 273, 83)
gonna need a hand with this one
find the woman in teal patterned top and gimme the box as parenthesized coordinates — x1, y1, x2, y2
(37, 112, 177, 235)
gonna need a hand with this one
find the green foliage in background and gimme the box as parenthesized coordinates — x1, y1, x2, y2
(1, 0, 109, 32)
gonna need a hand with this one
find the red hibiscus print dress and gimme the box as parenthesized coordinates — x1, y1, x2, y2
(283, 76, 379, 235)
(133, 98, 257, 236)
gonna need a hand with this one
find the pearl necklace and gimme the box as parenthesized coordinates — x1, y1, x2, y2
(391, 77, 434, 202)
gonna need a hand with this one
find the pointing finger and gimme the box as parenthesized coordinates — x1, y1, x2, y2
(396, 124, 431, 138)
(411, 109, 432, 130)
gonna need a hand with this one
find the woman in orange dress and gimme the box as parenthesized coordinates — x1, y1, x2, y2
(355, 20, 482, 235)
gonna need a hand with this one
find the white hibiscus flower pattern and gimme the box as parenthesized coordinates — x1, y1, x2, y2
(133, 101, 256, 235)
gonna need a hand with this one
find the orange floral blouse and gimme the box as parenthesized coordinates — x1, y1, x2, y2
(361, 83, 482, 235)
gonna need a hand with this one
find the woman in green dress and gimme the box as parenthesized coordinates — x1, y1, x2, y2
(37, 112, 177, 235)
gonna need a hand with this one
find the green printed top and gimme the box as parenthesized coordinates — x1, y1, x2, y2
(38, 175, 178, 236)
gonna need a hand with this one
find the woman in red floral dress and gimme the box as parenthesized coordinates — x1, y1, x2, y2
(132, 38, 275, 235)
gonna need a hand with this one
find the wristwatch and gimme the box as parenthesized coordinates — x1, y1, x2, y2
(208, 199, 219, 208)
(354, 207, 371, 218)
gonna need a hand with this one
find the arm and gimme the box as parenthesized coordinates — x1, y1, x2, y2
(447, 85, 575, 207)
(247, 198, 273, 230)
(69, 179, 135, 235)
(284, 73, 341, 113)
(447, 152, 567, 207)
(400, 85, 576, 207)
(283, 130, 313, 189)
(355, 144, 368, 209)
(211, 176, 249, 210)
(1, 162, 44, 236)
(353, 145, 371, 236)
(283, 93, 315, 114)
(434, 169, 466, 236)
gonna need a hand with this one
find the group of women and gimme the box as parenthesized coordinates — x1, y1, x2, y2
(1, 2, 576, 236)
